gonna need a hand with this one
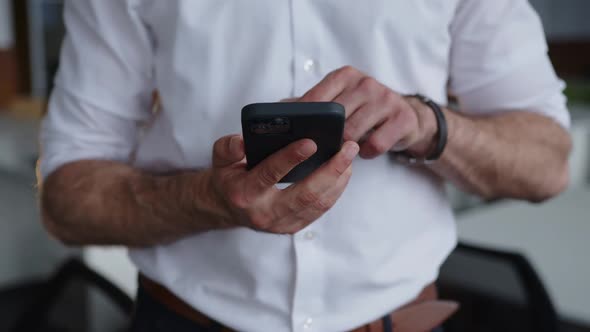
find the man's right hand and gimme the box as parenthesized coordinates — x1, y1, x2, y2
(40, 134, 357, 246)
(208, 135, 359, 234)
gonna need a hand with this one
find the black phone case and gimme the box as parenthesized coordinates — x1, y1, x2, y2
(241, 102, 345, 183)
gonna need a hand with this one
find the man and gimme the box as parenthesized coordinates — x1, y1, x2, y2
(40, 1, 572, 331)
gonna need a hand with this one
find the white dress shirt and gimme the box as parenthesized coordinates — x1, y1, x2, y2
(40, 1, 569, 331)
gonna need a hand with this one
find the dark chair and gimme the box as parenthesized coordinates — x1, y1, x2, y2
(438, 242, 559, 332)
(0, 258, 133, 332)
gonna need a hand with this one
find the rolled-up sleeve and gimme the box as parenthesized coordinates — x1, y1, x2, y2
(40, 0, 154, 179)
(449, 0, 570, 129)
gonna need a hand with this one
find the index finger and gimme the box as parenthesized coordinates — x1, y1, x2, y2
(299, 66, 363, 102)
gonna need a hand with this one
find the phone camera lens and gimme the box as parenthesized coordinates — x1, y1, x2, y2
(251, 117, 289, 134)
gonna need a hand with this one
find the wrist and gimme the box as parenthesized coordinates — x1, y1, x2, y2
(404, 96, 438, 157)
(150, 169, 233, 233)
(193, 169, 235, 229)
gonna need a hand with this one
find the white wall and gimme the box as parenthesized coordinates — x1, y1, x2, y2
(0, 0, 14, 49)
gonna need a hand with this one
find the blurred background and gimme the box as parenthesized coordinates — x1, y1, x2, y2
(0, 0, 588, 331)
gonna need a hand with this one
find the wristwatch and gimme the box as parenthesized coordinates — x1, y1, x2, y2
(393, 94, 448, 165)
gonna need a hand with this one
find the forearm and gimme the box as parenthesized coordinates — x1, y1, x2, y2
(430, 109, 572, 202)
(40, 160, 230, 247)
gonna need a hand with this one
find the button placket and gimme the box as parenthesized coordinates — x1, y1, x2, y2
(290, 1, 326, 330)
(303, 317, 313, 329)
(291, 227, 325, 332)
(303, 58, 315, 72)
(290, 3, 321, 97)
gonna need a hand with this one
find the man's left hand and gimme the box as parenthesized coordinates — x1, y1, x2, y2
(298, 66, 439, 159)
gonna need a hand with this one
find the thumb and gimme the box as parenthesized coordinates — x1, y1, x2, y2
(212, 135, 245, 168)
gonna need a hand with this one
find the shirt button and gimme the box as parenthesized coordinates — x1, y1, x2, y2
(303, 317, 313, 329)
(303, 59, 315, 72)
(304, 231, 316, 240)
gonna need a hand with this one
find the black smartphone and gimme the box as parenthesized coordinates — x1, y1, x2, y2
(241, 102, 345, 183)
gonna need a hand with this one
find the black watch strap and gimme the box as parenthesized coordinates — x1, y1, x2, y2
(394, 94, 448, 165)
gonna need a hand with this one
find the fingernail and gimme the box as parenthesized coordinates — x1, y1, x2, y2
(299, 141, 317, 156)
(344, 143, 359, 159)
(229, 136, 242, 155)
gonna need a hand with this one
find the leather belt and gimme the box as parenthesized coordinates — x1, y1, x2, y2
(138, 274, 458, 332)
